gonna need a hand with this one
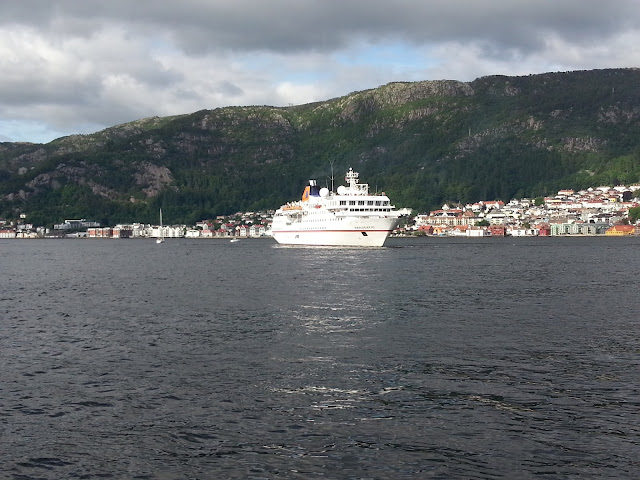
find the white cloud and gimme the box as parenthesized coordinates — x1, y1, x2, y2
(275, 81, 328, 106)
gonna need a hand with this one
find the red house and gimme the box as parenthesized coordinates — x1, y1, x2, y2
(489, 225, 506, 236)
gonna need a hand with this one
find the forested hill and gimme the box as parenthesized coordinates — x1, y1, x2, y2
(2, 68, 640, 226)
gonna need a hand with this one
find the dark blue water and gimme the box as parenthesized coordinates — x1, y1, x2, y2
(1, 236, 639, 479)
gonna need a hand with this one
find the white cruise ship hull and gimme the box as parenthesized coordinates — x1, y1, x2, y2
(272, 217, 399, 247)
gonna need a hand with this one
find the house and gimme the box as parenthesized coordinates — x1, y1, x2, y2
(88, 228, 112, 238)
(467, 227, 490, 237)
(417, 208, 473, 226)
(485, 212, 507, 225)
(489, 225, 506, 236)
(605, 225, 636, 236)
(482, 200, 505, 209)
(551, 223, 572, 236)
(537, 224, 551, 236)
(509, 228, 536, 236)
(196, 221, 214, 230)
(450, 225, 469, 236)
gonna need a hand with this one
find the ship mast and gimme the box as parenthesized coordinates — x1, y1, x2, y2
(345, 167, 358, 188)
(344, 167, 369, 195)
(330, 160, 335, 192)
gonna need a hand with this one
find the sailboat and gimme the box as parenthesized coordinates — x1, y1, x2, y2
(156, 208, 165, 244)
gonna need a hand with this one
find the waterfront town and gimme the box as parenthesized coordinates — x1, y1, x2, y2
(2, 183, 640, 239)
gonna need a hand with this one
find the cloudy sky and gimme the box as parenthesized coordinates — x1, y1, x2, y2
(1, 0, 639, 144)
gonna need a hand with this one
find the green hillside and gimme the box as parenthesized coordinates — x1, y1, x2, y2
(2, 68, 640, 227)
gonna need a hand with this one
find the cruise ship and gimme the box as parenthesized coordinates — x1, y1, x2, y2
(271, 168, 402, 247)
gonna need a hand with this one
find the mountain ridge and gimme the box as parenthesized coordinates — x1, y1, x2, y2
(2, 68, 640, 226)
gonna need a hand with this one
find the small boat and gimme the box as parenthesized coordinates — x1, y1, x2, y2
(230, 238, 240, 243)
(156, 208, 165, 244)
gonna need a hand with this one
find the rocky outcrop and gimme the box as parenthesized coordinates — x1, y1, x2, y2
(15, 162, 119, 200)
(562, 136, 606, 153)
(333, 80, 473, 125)
(598, 105, 640, 124)
(375, 80, 474, 106)
(454, 117, 546, 157)
(134, 162, 173, 197)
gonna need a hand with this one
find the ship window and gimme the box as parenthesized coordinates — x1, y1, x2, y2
(383, 201, 389, 206)
(349, 200, 356, 205)
(340, 200, 346, 205)
(358, 201, 365, 205)
(367, 201, 374, 205)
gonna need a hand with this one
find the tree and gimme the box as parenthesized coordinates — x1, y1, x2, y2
(628, 206, 640, 223)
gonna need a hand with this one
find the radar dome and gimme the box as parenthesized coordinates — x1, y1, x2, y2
(319, 187, 329, 197)
(337, 186, 346, 195)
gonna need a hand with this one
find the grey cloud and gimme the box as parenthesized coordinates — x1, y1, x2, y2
(3, 0, 639, 56)
(217, 81, 244, 97)
(147, 0, 640, 58)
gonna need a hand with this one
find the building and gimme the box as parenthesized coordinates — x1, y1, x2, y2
(489, 225, 506, 236)
(605, 225, 636, 236)
(54, 219, 100, 230)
